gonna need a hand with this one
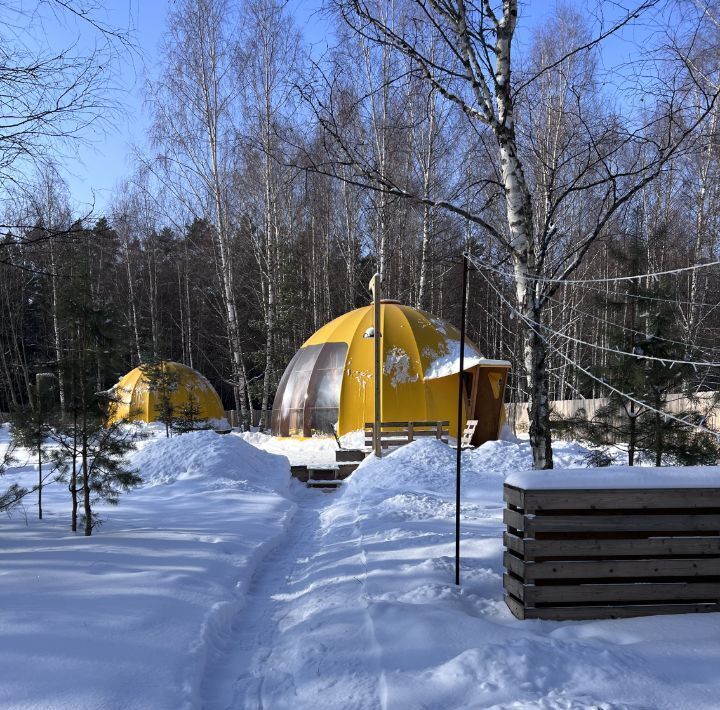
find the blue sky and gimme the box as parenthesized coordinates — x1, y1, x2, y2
(53, 0, 331, 213)
(44, 0, 642, 215)
(58, 0, 171, 212)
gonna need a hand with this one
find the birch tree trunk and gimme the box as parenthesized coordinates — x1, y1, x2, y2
(145, 0, 251, 423)
(496, 8, 553, 469)
(259, 10, 277, 428)
(48, 220, 66, 415)
(122, 227, 142, 365)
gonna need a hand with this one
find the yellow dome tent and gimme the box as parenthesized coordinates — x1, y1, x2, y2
(271, 301, 511, 445)
(107, 361, 227, 427)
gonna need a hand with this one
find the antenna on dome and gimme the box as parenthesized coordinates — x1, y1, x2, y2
(369, 273, 382, 458)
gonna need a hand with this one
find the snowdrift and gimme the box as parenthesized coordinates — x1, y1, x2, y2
(133, 429, 290, 490)
(343, 437, 591, 500)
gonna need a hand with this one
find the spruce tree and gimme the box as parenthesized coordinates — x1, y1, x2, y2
(141, 360, 180, 437)
(561, 233, 720, 466)
(174, 384, 208, 434)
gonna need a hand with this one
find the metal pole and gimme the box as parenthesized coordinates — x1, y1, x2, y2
(455, 252, 469, 586)
(370, 273, 382, 458)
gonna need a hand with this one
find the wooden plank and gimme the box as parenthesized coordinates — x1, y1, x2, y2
(364, 420, 449, 428)
(307, 480, 342, 489)
(503, 594, 526, 620)
(519, 536, 720, 559)
(503, 573, 525, 601)
(522, 602, 720, 621)
(503, 508, 525, 531)
(525, 580, 720, 605)
(503, 485, 524, 508)
(524, 513, 720, 535)
(335, 449, 366, 462)
(503, 531, 525, 556)
(337, 463, 358, 478)
(380, 430, 447, 438)
(379, 439, 409, 447)
(507, 554, 720, 581)
(522, 488, 720, 513)
(307, 468, 338, 481)
(290, 466, 309, 483)
(503, 552, 525, 579)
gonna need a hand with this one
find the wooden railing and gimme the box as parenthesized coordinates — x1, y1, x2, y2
(364, 420, 449, 449)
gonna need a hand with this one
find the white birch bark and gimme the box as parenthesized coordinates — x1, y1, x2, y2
(181, 0, 249, 422)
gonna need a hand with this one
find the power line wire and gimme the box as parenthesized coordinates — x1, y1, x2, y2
(563, 280, 720, 309)
(470, 256, 720, 440)
(542, 291, 720, 358)
(469, 251, 720, 286)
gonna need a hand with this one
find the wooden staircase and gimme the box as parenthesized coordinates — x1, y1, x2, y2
(290, 448, 368, 489)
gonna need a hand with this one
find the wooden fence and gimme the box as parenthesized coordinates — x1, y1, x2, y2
(503, 481, 720, 620)
(508, 391, 720, 433)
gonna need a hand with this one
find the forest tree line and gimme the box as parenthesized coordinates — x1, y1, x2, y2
(2, 0, 720, 468)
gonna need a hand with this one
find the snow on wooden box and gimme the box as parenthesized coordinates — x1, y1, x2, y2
(503, 469, 720, 621)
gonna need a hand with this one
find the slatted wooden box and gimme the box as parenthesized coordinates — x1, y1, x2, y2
(503, 469, 720, 620)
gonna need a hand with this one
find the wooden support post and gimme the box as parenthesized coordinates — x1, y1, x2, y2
(408, 422, 414, 442)
(369, 273, 382, 458)
(455, 252, 469, 586)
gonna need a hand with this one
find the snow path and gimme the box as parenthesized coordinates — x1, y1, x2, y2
(204, 487, 386, 710)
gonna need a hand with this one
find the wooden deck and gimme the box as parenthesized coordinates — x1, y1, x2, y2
(503, 483, 720, 620)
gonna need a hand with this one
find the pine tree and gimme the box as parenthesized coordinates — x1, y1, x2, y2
(9, 373, 58, 519)
(53, 221, 141, 534)
(0, 440, 23, 513)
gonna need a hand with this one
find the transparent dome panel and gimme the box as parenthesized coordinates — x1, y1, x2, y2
(271, 342, 348, 437)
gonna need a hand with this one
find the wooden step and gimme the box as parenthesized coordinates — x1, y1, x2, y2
(291, 463, 355, 490)
(290, 465, 310, 483)
(308, 466, 339, 481)
(335, 449, 368, 463)
(307, 478, 343, 490)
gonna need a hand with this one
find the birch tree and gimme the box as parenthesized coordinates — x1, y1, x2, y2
(149, 0, 250, 423)
(239, 0, 302, 426)
(310, 0, 720, 467)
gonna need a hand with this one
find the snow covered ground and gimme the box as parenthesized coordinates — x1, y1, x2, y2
(237, 429, 366, 466)
(0, 426, 294, 710)
(2, 425, 720, 709)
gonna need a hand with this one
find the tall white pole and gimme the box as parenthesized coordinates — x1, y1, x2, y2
(369, 273, 382, 458)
